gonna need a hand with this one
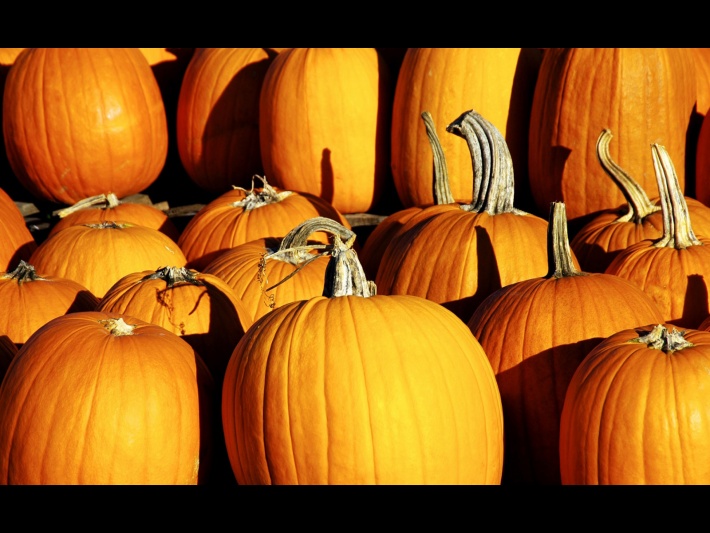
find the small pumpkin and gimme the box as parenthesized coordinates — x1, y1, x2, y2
(50, 192, 180, 242)
(0, 311, 214, 485)
(203, 232, 330, 322)
(29, 221, 187, 299)
(222, 217, 504, 484)
(177, 175, 350, 271)
(606, 143, 710, 328)
(571, 129, 710, 273)
(0, 260, 99, 346)
(97, 265, 253, 384)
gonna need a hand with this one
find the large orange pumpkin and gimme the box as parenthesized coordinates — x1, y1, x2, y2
(222, 217, 504, 484)
(176, 48, 280, 193)
(259, 48, 392, 214)
(0, 311, 214, 485)
(528, 48, 697, 230)
(391, 48, 543, 214)
(560, 324, 710, 485)
(2, 48, 168, 205)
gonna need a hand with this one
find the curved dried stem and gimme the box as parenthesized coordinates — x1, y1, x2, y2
(596, 129, 660, 223)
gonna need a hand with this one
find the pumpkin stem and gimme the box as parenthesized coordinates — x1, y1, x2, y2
(596, 129, 660, 223)
(546, 202, 585, 279)
(651, 144, 701, 249)
(141, 266, 204, 287)
(421, 111, 455, 205)
(55, 192, 121, 218)
(231, 174, 293, 210)
(86, 221, 131, 229)
(630, 324, 693, 353)
(258, 216, 375, 299)
(3, 260, 44, 284)
(446, 109, 525, 216)
(99, 317, 136, 336)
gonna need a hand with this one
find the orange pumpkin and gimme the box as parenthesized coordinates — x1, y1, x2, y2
(29, 221, 187, 299)
(606, 143, 710, 328)
(176, 48, 279, 193)
(0, 187, 35, 271)
(222, 217, 504, 484)
(49, 192, 180, 242)
(468, 202, 664, 485)
(177, 175, 350, 271)
(97, 266, 253, 383)
(528, 48, 697, 230)
(376, 109, 551, 322)
(391, 48, 543, 214)
(571, 129, 710, 273)
(560, 324, 710, 484)
(259, 48, 392, 214)
(203, 235, 330, 322)
(0, 260, 99, 346)
(2, 48, 168, 205)
(0, 311, 214, 484)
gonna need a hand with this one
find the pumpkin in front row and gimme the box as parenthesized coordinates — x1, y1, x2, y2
(560, 324, 710, 485)
(0, 311, 214, 485)
(222, 218, 504, 485)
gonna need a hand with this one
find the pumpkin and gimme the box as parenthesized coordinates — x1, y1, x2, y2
(177, 175, 351, 271)
(606, 143, 710, 328)
(2, 48, 168, 205)
(0, 260, 99, 346)
(176, 48, 279, 193)
(50, 192, 180, 242)
(571, 129, 710, 273)
(468, 202, 664, 484)
(0, 311, 214, 484)
(29, 221, 187, 299)
(221, 217, 504, 484)
(259, 48, 392, 214)
(528, 48, 697, 230)
(391, 48, 543, 214)
(560, 324, 710, 484)
(376, 109, 551, 322)
(0, 187, 35, 271)
(97, 265, 253, 384)
(203, 234, 330, 322)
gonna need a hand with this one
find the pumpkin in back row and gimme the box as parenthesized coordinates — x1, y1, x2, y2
(3, 48, 168, 206)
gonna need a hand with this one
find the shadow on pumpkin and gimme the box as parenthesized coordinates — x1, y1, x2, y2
(441, 226, 502, 324)
(671, 273, 708, 329)
(493, 337, 603, 486)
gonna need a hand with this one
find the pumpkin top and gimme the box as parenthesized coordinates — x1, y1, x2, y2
(630, 323, 693, 353)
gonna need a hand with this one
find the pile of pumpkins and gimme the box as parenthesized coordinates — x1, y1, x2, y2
(1, 48, 710, 485)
